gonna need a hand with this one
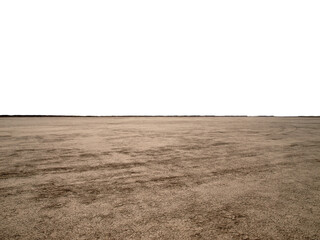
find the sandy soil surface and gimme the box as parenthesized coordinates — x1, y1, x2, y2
(0, 117, 319, 240)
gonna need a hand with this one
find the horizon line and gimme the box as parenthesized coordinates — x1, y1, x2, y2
(0, 115, 319, 118)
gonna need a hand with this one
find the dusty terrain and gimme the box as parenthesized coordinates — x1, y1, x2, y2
(0, 117, 319, 240)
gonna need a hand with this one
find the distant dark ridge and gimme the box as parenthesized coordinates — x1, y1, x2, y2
(0, 115, 249, 117)
(0, 115, 319, 118)
(0, 115, 96, 117)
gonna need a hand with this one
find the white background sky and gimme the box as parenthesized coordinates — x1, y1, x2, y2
(1, 1, 319, 116)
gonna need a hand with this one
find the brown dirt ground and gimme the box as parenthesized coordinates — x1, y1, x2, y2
(0, 117, 319, 240)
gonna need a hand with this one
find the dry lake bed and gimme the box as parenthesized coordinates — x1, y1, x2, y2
(0, 117, 319, 240)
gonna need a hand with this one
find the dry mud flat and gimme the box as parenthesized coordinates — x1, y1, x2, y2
(0, 117, 319, 240)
